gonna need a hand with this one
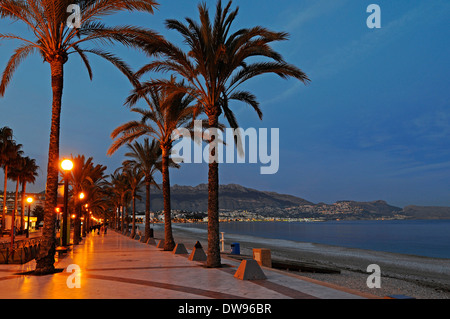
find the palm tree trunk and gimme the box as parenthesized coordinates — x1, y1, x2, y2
(121, 200, 125, 232)
(2, 165, 8, 233)
(82, 208, 87, 237)
(144, 180, 151, 241)
(207, 113, 221, 268)
(116, 205, 120, 230)
(162, 146, 175, 251)
(74, 203, 81, 244)
(20, 182, 27, 233)
(131, 194, 136, 238)
(10, 178, 19, 243)
(35, 58, 64, 275)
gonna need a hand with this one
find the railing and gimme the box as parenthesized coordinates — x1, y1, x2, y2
(0, 237, 42, 264)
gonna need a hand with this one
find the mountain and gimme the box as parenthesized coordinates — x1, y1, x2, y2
(136, 184, 409, 219)
(138, 183, 313, 212)
(338, 200, 403, 217)
(16, 183, 450, 219)
(402, 206, 450, 220)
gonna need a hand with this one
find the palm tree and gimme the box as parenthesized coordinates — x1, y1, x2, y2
(66, 155, 107, 244)
(8, 154, 24, 237)
(108, 80, 195, 251)
(102, 177, 122, 231)
(108, 171, 131, 232)
(121, 165, 144, 238)
(122, 138, 161, 242)
(19, 157, 39, 233)
(135, 0, 310, 267)
(0, 127, 22, 233)
(0, 0, 160, 274)
(11, 156, 39, 233)
(0, 126, 14, 232)
(84, 185, 111, 234)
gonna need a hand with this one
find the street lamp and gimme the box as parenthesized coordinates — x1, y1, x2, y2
(61, 159, 73, 247)
(26, 197, 33, 238)
(74, 192, 85, 244)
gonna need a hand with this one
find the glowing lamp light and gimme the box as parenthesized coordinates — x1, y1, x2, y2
(26, 197, 33, 204)
(79, 192, 85, 200)
(61, 159, 74, 171)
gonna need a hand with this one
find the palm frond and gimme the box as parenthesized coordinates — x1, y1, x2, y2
(0, 43, 36, 96)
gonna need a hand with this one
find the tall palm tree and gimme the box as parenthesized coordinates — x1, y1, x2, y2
(0, 0, 160, 274)
(84, 185, 111, 233)
(108, 80, 195, 251)
(135, 0, 310, 267)
(66, 155, 107, 244)
(122, 138, 161, 242)
(8, 154, 24, 237)
(102, 176, 122, 230)
(108, 170, 130, 232)
(0, 128, 22, 233)
(12, 156, 39, 233)
(121, 164, 144, 238)
(0, 126, 14, 232)
(20, 156, 39, 232)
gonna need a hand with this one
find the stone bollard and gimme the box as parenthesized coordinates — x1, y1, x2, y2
(173, 243, 188, 254)
(234, 259, 266, 280)
(189, 246, 207, 261)
(156, 239, 165, 249)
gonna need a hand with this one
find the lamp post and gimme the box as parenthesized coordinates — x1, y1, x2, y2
(74, 192, 84, 245)
(61, 159, 73, 247)
(26, 197, 33, 238)
(83, 204, 89, 237)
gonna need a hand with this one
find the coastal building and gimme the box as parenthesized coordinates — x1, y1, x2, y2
(0, 192, 44, 230)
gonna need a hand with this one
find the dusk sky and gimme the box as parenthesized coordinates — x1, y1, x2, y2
(0, 0, 449, 208)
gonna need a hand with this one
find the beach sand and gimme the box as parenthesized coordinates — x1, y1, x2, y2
(148, 223, 450, 299)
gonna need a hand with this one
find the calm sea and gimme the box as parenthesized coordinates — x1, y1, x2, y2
(175, 219, 450, 259)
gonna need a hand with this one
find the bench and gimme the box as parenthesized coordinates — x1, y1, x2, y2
(55, 246, 69, 258)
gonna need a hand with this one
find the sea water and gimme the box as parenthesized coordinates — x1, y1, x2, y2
(172, 219, 450, 259)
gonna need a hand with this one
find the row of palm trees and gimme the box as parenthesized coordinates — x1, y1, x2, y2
(63, 143, 162, 245)
(0, 0, 309, 274)
(0, 126, 39, 236)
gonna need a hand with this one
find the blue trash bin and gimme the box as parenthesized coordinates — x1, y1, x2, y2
(230, 243, 240, 255)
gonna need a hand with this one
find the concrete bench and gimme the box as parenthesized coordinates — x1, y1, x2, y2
(55, 246, 69, 258)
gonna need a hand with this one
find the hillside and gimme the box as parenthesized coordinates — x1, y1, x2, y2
(402, 206, 450, 220)
(138, 183, 313, 212)
(132, 184, 450, 220)
(341, 200, 403, 217)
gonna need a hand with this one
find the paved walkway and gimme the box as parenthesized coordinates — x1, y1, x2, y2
(0, 230, 378, 299)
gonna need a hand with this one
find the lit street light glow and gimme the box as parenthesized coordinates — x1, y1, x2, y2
(61, 159, 74, 171)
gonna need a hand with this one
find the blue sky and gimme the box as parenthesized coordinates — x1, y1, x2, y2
(0, 0, 449, 207)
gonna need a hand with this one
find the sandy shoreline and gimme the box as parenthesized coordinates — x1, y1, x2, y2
(147, 223, 450, 299)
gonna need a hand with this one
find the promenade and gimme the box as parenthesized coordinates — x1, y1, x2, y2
(0, 230, 378, 300)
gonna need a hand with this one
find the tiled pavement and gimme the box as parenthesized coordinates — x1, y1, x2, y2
(0, 230, 379, 299)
